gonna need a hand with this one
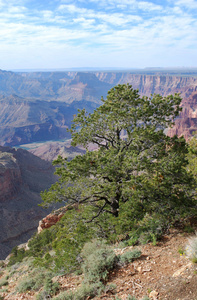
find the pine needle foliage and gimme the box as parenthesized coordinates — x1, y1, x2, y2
(41, 84, 196, 229)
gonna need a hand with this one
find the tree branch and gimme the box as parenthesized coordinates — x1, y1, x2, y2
(86, 202, 107, 223)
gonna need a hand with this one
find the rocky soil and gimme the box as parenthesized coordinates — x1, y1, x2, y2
(0, 229, 197, 300)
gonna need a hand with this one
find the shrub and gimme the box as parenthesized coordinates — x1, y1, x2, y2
(16, 277, 35, 292)
(118, 249, 142, 266)
(8, 246, 26, 266)
(27, 206, 97, 273)
(36, 277, 60, 299)
(54, 282, 104, 300)
(28, 229, 54, 257)
(0, 277, 8, 288)
(185, 233, 197, 263)
(75, 282, 104, 299)
(36, 291, 49, 300)
(44, 277, 60, 295)
(54, 291, 74, 300)
(15, 268, 53, 292)
(81, 239, 117, 283)
(103, 283, 116, 294)
(54, 238, 141, 300)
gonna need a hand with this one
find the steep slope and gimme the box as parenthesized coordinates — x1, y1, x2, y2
(0, 229, 197, 299)
(168, 92, 197, 139)
(0, 96, 98, 146)
(0, 146, 56, 259)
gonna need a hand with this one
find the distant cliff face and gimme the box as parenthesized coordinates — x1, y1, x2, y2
(0, 70, 111, 103)
(0, 152, 22, 201)
(95, 73, 197, 98)
(0, 96, 98, 147)
(0, 146, 56, 259)
(1, 70, 197, 146)
(167, 92, 197, 140)
(1, 69, 197, 103)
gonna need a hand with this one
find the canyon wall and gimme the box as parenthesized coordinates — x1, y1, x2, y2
(1, 70, 197, 146)
(0, 146, 56, 259)
(168, 92, 197, 139)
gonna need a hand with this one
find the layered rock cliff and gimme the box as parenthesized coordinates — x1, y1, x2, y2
(0, 96, 98, 147)
(168, 92, 197, 139)
(96, 73, 197, 100)
(1, 70, 197, 145)
(0, 146, 56, 259)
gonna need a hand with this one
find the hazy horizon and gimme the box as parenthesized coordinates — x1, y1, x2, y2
(8, 67, 197, 74)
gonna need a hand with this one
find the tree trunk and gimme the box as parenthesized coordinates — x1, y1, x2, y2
(111, 195, 120, 217)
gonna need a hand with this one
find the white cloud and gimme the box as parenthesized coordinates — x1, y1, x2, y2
(87, 0, 163, 11)
(175, 0, 197, 9)
(8, 6, 27, 13)
(58, 3, 142, 28)
(0, 0, 196, 69)
(172, 6, 184, 14)
(137, 1, 163, 11)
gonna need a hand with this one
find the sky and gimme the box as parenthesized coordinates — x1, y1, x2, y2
(0, 0, 197, 70)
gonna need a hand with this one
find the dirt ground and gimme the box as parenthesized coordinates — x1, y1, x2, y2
(1, 229, 197, 300)
(56, 229, 197, 300)
(95, 229, 197, 300)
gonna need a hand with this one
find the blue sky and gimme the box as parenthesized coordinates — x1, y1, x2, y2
(0, 0, 197, 70)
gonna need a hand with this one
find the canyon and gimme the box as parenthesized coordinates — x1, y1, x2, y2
(1, 69, 197, 259)
(0, 70, 197, 147)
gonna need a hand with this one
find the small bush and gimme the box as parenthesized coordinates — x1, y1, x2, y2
(127, 235, 139, 246)
(16, 277, 35, 292)
(81, 239, 117, 283)
(54, 291, 74, 300)
(8, 246, 26, 266)
(0, 287, 8, 293)
(36, 291, 51, 300)
(36, 277, 60, 299)
(178, 247, 185, 255)
(75, 282, 104, 299)
(127, 213, 168, 246)
(0, 261, 5, 268)
(16, 268, 53, 292)
(185, 233, 197, 263)
(103, 283, 116, 294)
(44, 277, 60, 295)
(0, 277, 8, 288)
(118, 249, 141, 266)
(183, 225, 195, 233)
(54, 282, 104, 300)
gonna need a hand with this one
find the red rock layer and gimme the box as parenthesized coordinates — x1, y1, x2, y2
(168, 92, 197, 140)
